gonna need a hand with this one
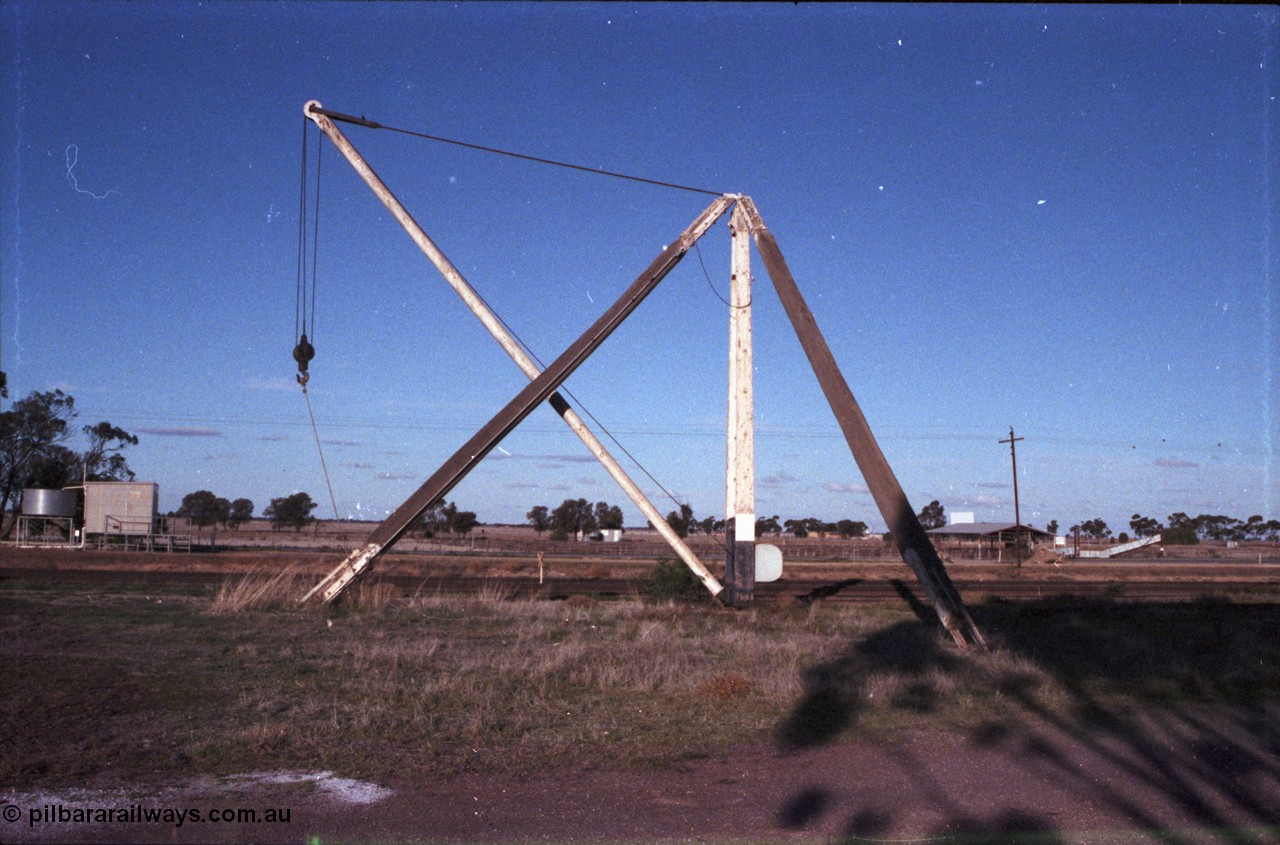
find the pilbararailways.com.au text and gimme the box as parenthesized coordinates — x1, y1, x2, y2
(5, 802, 292, 828)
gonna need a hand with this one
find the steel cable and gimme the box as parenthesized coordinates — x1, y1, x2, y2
(313, 106, 727, 198)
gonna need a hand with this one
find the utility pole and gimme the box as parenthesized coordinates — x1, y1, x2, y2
(1000, 426, 1024, 566)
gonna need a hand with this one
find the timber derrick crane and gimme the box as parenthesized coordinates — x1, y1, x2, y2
(297, 101, 985, 649)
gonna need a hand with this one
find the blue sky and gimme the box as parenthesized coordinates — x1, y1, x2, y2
(2, 2, 1276, 534)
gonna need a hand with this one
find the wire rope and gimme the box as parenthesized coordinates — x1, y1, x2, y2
(295, 118, 339, 520)
(303, 106, 736, 538)
(463, 277, 729, 551)
(314, 107, 727, 198)
(694, 240, 750, 309)
(296, 116, 308, 343)
(309, 136, 321, 340)
(302, 384, 340, 522)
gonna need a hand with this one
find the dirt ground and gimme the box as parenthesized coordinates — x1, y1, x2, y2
(5, 542, 1280, 844)
(7, 703, 1280, 844)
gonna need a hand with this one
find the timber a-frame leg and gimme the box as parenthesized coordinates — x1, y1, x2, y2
(302, 102, 729, 599)
(739, 198, 986, 649)
(296, 112, 985, 647)
(303, 197, 733, 605)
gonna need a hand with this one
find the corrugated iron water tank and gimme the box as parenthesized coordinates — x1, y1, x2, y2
(21, 488, 79, 517)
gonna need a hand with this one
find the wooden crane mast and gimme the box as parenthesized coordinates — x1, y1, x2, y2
(297, 101, 984, 649)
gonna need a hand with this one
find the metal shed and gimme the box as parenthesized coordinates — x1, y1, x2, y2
(83, 481, 158, 535)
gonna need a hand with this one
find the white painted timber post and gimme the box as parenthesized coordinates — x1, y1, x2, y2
(724, 201, 756, 607)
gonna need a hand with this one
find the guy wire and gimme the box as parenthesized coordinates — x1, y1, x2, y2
(466, 280, 728, 553)
(315, 107, 726, 198)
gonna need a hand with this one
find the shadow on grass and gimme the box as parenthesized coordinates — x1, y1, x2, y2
(775, 596, 1280, 844)
(798, 578, 865, 603)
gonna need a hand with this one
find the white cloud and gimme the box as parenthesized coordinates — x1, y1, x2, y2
(138, 427, 221, 437)
(822, 480, 869, 495)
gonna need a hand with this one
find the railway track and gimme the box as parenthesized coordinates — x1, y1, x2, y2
(403, 575, 1280, 604)
(4, 567, 1277, 605)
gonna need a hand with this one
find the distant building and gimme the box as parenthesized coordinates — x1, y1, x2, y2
(577, 528, 623, 542)
(927, 522, 1054, 558)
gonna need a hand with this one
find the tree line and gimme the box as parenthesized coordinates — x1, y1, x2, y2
(526, 498, 624, 541)
(0, 388, 138, 538)
(172, 490, 321, 534)
(172, 489, 1280, 549)
(172, 492, 483, 537)
(5, 385, 1276, 546)
(523, 497, 870, 541)
(1070, 513, 1280, 545)
(917, 500, 1280, 546)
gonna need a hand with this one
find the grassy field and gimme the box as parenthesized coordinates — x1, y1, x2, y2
(4, 567, 1280, 791)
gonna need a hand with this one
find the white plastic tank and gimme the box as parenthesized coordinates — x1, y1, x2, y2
(21, 488, 79, 517)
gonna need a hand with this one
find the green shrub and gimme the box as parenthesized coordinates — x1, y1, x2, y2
(640, 557, 711, 604)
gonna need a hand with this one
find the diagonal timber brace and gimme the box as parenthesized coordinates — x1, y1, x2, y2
(304, 196, 732, 604)
(298, 101, 985, 641)
(738, 198, 986, 649)
(302, 100, 729, 603)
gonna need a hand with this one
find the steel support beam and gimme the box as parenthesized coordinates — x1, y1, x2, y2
(304, 194, 732, 603)
(738, 198, 985, 648)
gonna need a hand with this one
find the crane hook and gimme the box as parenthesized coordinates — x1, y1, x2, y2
(293, 333, 315, 387)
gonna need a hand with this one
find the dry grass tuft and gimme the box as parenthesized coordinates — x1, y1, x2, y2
(347, 577, 399, 610)
(210, 565, 310, 613)
(697, 673, 753, 699)
(241, 721, 289, 753)
(474, 578, 517, 604)
(772, 594, 806, 612)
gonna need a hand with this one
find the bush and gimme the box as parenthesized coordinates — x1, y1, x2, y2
(1164, 525, 1199, 545)
(640, 557, 711, 604)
